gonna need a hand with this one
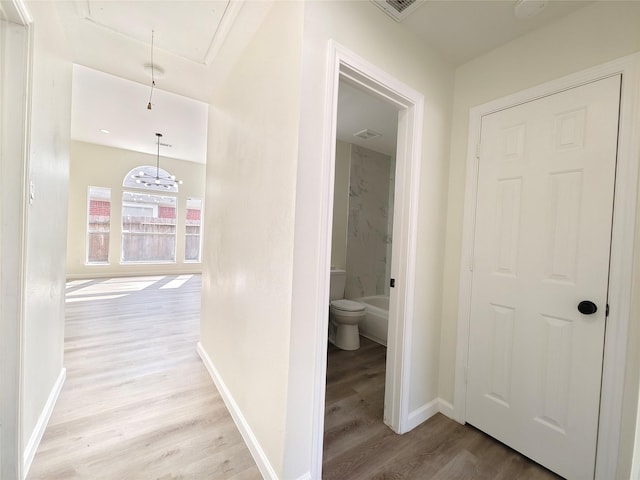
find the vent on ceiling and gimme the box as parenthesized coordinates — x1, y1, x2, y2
(372, 0, 424, 22)
(353, 129, 382, 140)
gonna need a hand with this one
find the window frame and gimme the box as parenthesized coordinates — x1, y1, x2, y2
(184, 197, 203, 263)
(86, 186, 111, 265)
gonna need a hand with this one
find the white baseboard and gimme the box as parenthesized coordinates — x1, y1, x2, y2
(197, 342, 278, 480)
(23, 367, 66, 478)
(404, 397, 458, 432)
(438, 398, 456, 420)
(406, 397, 440, 431)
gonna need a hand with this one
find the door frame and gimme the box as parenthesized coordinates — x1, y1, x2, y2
(310, 40, 424, 477)
(454, 53, 640, 479)
(0, 0, 32, 478)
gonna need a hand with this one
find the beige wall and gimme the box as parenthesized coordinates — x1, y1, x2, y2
(201, 0, 454, 477)
(287, 1, 454, 477)
(330, 140, 351, 270)
(440, 1, 640, 475)
(22, 0, 71, 458)
(66, 141, 206, 278)
(200, 2, 303, 477)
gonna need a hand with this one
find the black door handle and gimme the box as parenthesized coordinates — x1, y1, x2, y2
(578, 300, 598, 315)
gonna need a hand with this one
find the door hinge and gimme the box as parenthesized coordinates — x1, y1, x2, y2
(468, 256, 474, 272)
(475, 143, 481, 159)
(606, 304, 610, 317)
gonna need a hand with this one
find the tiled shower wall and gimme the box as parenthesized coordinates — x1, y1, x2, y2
(345, 145, 394, 299)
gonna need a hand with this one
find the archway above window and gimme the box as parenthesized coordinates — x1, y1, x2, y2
(123, 166, 180, 193)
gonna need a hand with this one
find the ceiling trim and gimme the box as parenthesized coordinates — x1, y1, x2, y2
(3, 0, 33, 24)
(204, 0, 245, 65)
(71, 0, 243, 66)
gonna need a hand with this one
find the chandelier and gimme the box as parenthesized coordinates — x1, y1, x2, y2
(131, 133, 182, 190)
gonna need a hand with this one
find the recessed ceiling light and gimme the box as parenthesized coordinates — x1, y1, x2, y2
(99, 129, 110, 134)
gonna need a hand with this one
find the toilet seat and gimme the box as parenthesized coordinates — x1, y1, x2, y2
(330, 299, 365, 312)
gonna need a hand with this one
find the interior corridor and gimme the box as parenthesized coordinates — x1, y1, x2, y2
(27, 275, 260, 480)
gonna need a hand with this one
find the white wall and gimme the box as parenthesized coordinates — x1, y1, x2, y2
(21, 0, 71, 465)
(287, 2, 453, 477)
(201, 1, 453, 477)
(0, 5, 31, 478)
(201, 2, 640, 478)
(200, 2, 303, 477)
(439, 2, 640, 475)
(66, 141, 205, 279)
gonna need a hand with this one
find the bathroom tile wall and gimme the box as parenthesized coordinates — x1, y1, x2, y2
(345, 145, 394, 299)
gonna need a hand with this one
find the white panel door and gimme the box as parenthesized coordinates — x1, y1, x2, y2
(466, 75, 621, 479)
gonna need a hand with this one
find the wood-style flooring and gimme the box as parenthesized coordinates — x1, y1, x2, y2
(29, 274, 562, 479)
(28, 275, 260, 480)
(323, 338, 562, 479)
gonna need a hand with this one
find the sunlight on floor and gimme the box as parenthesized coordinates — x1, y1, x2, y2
(66, 278, 162, 297)
(66, 279, 92, 288)
(160, 274, 193, 289)
(66, 294, 128, 303)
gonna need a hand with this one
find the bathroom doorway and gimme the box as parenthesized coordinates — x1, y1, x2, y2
(314, 44, 425, 479)
(332, 78, 398, 341)
(323, 76, 400, 466)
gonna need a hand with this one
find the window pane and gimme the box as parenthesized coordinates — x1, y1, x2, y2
(185, 198, 202, 262)
(122, 191, 176, 263)
(87, 186, 111, 264)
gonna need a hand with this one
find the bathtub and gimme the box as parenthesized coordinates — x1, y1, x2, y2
(354, 295, 389, 346)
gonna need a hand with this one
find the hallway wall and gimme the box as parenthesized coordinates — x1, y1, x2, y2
(22, 0, 71, 471)
(200, 2, 303, 477)
(200, 1, 454, 477)
(288, 1, 454, 477)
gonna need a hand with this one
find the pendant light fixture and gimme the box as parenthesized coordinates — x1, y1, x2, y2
(130, 133, 183, 190)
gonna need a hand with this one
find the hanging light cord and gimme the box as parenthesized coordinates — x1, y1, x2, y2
(147, 30, 155, 110)
(155, 133, 162, 179)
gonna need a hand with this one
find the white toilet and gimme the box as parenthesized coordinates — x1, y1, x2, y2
(329, 269, 366, 350)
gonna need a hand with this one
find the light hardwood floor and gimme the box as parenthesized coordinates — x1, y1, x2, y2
(28, 275, 261, 480)
(29, 275, 562, 479)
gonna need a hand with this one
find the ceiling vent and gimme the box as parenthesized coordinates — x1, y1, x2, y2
(372, 0, 424, 22)
(353, 129, 382, 140)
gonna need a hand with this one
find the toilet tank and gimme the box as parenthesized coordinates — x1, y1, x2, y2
(329, 269, 346, 301)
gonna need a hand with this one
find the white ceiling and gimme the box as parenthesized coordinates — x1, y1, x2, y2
(58, 0, 594, 163)
(403, 1, 592, 66)
(337, 80, 398, 157)
(78, 0, 228, 64)
(71, 65, 208, 162)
